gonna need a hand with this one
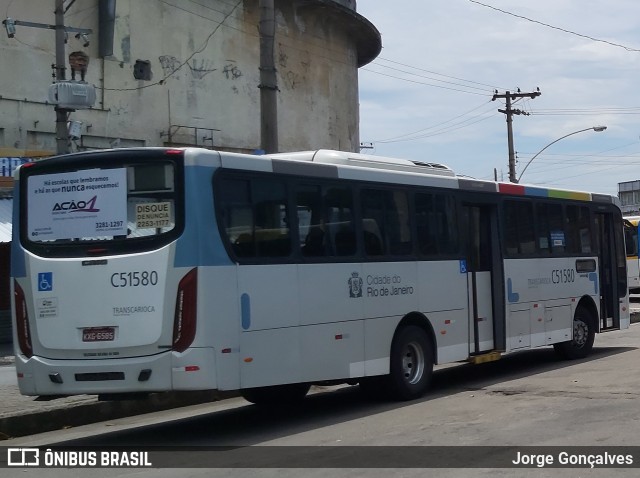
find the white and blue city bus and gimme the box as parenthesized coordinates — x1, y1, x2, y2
(11, 148, 630, 403)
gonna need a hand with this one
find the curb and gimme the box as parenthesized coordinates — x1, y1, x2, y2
(0, 390, 238, 440)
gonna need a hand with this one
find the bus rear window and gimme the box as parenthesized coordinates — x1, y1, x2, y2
(21, 159, 183, 256)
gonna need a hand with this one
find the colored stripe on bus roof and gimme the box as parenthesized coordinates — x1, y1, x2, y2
(547, 189, 591, 201)
(497, 183, 591, 201)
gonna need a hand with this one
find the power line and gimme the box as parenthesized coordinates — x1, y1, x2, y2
(360, 68, 490, 96)
(375, 57, 507, 91)
(375, 105, 498, 143)
(531, 110, 640, 116)
(160, 0, 228, 22)
(398, 112, 497, 140)
(185, 0, 236, 16)
(369, 61, 492, 93)
(372, 101, 494, 142)
(467, 0, 640, 52)
(517, 142, 640, 177)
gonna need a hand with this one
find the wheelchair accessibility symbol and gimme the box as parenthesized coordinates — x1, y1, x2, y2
(38, 272, 53, 292)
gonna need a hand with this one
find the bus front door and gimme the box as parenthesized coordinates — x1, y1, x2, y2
(463, 204, 505, 354)
(595, 212, 623, 330)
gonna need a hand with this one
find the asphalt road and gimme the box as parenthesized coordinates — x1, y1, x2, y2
(5, 323, 640, 477)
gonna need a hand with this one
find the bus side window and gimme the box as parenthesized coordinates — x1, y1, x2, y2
(361, 189, 386, 256)
(363, 220, 383, 256)
(389, 190, 412, 255)
(296, 185, 327, 257)
(415, 193, 436, 255)
(219, 178, 256, 258)
(416, 193, 457, 256)
(624, 222, 638, 256)
(434, 194, 457, 254)
(233, 230, 254, 257)
(503, 200, 535, 256)
(565, 205, 592, 254)
(251, 180, 291, 258)
(325, 186, 356, 256)
(537, 202, 564, 254)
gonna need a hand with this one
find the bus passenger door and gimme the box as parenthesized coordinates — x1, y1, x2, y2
(595, 212, 623, 330)
(463, 204, 505, 354)
(623, 219, 640, 292)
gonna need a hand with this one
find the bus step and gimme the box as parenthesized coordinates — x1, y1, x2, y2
(468, 351, 502, 364)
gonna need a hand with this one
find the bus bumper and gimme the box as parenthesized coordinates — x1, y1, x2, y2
(15, 348, 217, 396)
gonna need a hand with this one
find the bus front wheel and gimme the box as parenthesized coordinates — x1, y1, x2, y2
(387, 325, 433, 400)
(553, 307, 596, 360)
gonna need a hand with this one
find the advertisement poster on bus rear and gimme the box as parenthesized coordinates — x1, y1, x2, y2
(27, 168, 127, 240)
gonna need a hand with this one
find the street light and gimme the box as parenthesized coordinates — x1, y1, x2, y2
(516, 126, 607, 183)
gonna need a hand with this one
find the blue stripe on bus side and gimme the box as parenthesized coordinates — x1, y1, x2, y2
(174, 165, 233, 268)
(11, 180, 26, 278)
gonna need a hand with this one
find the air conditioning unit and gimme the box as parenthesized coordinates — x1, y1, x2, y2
(48, 80, 96, 109)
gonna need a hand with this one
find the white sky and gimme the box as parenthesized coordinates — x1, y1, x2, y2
(356, 0, 640, 196)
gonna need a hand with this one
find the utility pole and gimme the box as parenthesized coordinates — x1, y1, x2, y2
(492, 89, 541, 183)
(3, 3, 94, 156)
(54, 0, 69, 155)
(259, 0, 278, 153)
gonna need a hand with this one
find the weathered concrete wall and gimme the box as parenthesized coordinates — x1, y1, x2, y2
(0, 0, 378, 155)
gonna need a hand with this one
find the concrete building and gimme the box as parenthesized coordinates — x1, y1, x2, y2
(0, 0, 380, 157)
(0, 0, 381, 343)
(618, 181, 640, 216)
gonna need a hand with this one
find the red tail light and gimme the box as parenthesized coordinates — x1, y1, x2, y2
(14, 280, 32, 358)
(172, 268, 197, 353)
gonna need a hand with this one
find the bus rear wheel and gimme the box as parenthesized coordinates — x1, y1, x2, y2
(387, 325, 433, 400)
(553, 306, 595, 360)
(240, 383, 311, 406)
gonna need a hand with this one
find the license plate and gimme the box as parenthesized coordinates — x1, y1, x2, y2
(82, 327, 115, 342)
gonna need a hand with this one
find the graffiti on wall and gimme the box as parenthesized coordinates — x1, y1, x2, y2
(189, 59, 216, 80)
(158, 55, 242, 82)
(159, 55, 182, 78)
(222, 61, 242, 80)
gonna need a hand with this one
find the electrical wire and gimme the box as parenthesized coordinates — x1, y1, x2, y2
(531, 108, 640, 116)
(360, 68, 490, 96)
(4, 0, 14, 17)
(392, 112, 498, 141)
(467, 0, 640, 52)
(375, 57, 507, 91)
(372, 101, 494, 142)
(369, 61, 493, 93)
(373, 104, 498, 143)
(517, 142, 640, 178)
(186, 0, 236, 17)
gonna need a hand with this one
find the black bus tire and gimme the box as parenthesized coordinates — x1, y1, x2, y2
(553, 306, 596, 360)
(387, 325, 434, 401)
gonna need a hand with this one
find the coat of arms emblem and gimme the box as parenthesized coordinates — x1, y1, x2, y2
(348, 272, 363, 298)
